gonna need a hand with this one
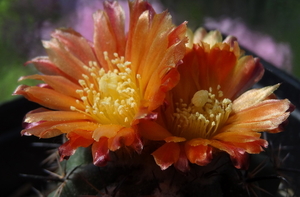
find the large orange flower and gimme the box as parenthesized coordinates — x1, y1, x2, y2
(138, 28, 294, 172)
(14, 0, 187, 166)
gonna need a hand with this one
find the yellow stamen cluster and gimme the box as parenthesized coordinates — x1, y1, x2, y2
(172, 86, 232, 140)
(71, 52, 141, 127)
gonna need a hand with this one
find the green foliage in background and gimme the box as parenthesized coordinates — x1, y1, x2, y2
(0, 0, 62, 104)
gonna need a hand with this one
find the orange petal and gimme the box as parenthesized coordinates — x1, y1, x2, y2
(267, 119, 290, 133)
(59, 132, 94, 160)
(137, 119, 172, 141)
(141, 23, 187, 110)
(186, 138, 211, 146)
(103, 1, 126, 55)
(70, 129, 94, 140)
(171, 48, 200, 103)
(201, 30, 222, 46)
(20, 74, 82, 99)
(192, 27, 208, 45)
(25, 110, 93, 123)
(51, 121, 99, 135)
(190, 42, 237, 92)
(25, 56, 65, 76)
(23, 121, 95, 139)
(210, 140, 248, 169)
(125, 2, 187, 112)
(108, 127, 136, 151)
(164, 136, 186, 143)
(232, 84, 280, 112)
(152, 142, 180, 170)
(126, 0, 155, 68)
(185, 142, 213, 166)
(43, 38, 88, 82)
(137, 13, 182, 78)
(213, 132, 268, 153)
(92, 124, 123, 141)
(13, 85, 85, 111)
(206, 43, 238, 90)
(147, 66, 180, 111)
(127, 10, 153, 76)
(51, 28, 97, 66)
(93, 9, 121, 71)
(222, 56, 264, 99)
(130, 132, 143, 154)
(174, 144, 190, 172)
(92, 137, 110, 167)
(21, 121, 63, 138)
(213, 131, 261, 143)
(229, 140, 267, 154)
(226, 99, 292, 132)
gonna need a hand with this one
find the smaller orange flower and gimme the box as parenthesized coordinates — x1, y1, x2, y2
(14, 0, 187, 166)
(138, 28, 294, 172)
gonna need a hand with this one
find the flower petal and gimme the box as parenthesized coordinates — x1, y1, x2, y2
(210, 140, 249, 169)
(139, 22, 187, 111)
(229, 140, 267, 154)
(108, 127, 136, 151)
(148, 67, 180, 111)
(226, 99, 292, 132)
(20, 74, 82, 99)
(185, 141, 213, 166)
(232, 84, 280, 112)
(13, 85, 85, 111)
(201, 30, 222, 46)
(174, 144, 190, 172)
(21, 121, 63, 138)
(92, 124, 123, 141)
(126, 0, 155, 65)
(59, 132, 94, 160)
(164, 136, 186, 143)
(213, 131, 262, 142)
(194, 42, 238, 92)
(25, 56, 65, 76)
(223, 57, 264, 99)
(152, 142, 180, 170)
(92, 137, 110, 167)
(43, 38, 89, 82)
(129, 130, 143, 154)
(125, 1, 187, 111)
(192, 27, 207, 45)
(50, 121, 99, 135)
(93, 2, 126, 71)
(51, 28, 97, 66)
(213, 132, 268, 153)
(138, 119, 173, 141)
(24, 110, 93, 123)
(103, 1, 126, 54)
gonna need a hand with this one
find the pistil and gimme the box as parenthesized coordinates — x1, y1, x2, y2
(172, 86, 232, 140)
(70, 52, 141, 127)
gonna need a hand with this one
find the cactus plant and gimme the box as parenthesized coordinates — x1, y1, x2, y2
(13, 0, 298, 196)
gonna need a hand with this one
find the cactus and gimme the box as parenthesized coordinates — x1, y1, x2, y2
(27, 139, 289, 197)
(13, 0, 299, 196)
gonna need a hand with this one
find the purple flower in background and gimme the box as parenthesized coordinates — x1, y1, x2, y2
(40, 0, 164, 42)
(205, 17, 292, 72)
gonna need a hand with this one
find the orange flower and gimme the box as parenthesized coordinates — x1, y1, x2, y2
(14, 0, 187, 166)
(138, 28, 294, 172)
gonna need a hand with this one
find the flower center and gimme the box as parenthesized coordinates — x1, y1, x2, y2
(172, 86, 232, 140)
(71, 52, 141, 127)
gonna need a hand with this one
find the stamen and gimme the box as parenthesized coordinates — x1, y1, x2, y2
(172, 86, 232, 140)
(73, 52, 141, 127)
